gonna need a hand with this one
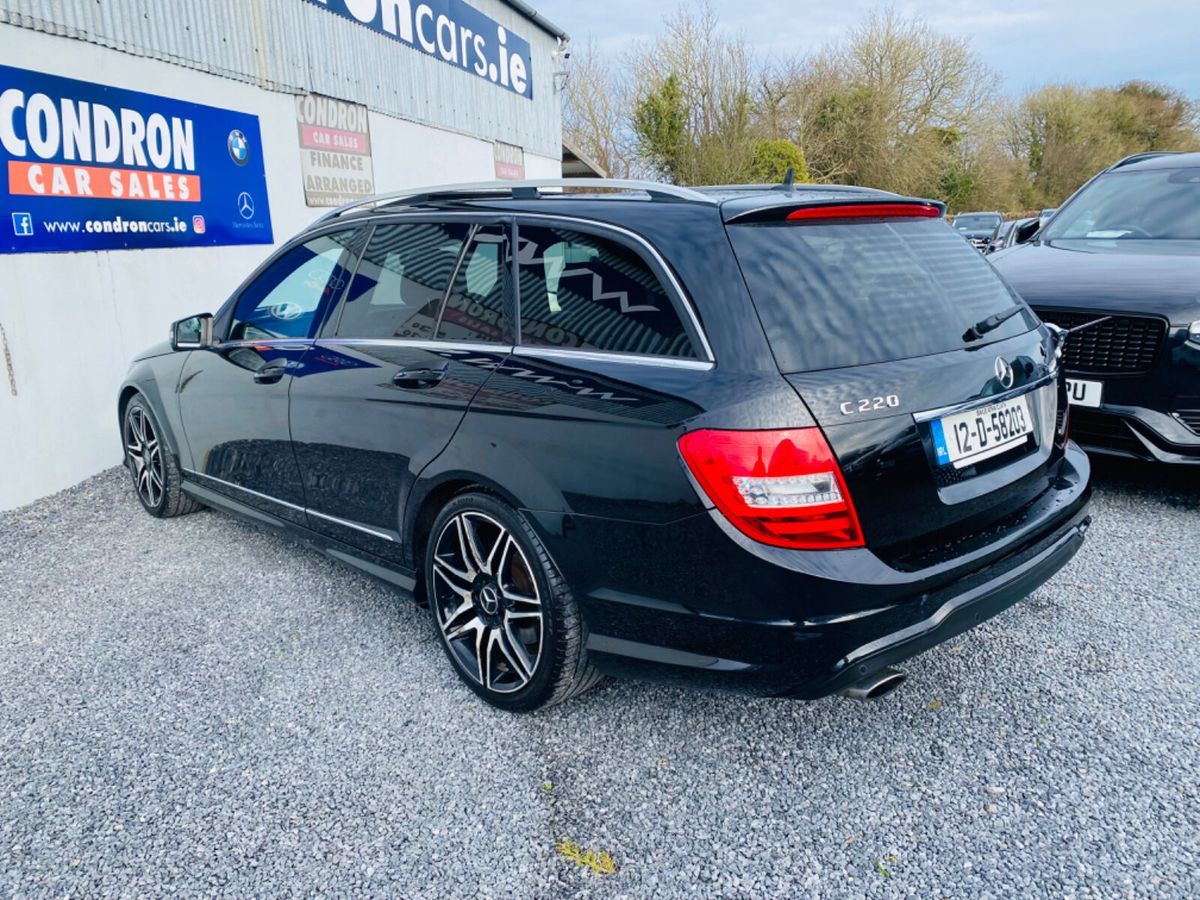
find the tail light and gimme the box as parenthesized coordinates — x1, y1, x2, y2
(785, 202, 942, 221)
(677, 428, 864, 550)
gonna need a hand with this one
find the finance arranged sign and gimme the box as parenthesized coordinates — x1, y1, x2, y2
(296, 94, 375, 207)
(493, 140, 525, 180)
(305, 0, 534, 99)
(0, 65, 272, 254)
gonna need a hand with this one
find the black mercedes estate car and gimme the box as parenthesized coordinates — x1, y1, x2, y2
(993, 152, 1200, 464)
(119, 179, 1092, 710)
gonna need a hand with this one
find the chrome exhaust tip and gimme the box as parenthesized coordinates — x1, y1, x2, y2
(838, 667, 906, 700)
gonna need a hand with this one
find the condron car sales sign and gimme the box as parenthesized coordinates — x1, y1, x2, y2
(306, 0, 534, 99)
(296, 95, 375, 207)
(0, 64, 273, 254)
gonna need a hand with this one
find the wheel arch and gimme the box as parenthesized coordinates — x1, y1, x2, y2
(404, 471, 531, 584)
(116, 362, 188, 465)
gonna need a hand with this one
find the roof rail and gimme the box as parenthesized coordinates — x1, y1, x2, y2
(314, 178, 716, 223)
(1108, 151, 1181, 170)
(695, 182, 889, 196)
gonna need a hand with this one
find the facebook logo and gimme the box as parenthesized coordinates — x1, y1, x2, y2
(11, 212, 34, 237)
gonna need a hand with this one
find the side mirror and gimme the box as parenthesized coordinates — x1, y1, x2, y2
(1013, 219, 1041, 246)
(171, 313, 214, 350)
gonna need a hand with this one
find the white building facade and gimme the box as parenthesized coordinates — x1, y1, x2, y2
(0, 0, 567, 509)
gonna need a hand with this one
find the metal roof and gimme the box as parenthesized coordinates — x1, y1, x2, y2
(500, 0, 569, 41)
(0, 0, 566, 158)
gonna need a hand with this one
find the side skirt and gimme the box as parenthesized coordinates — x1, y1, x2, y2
(181, 479, 420, 599)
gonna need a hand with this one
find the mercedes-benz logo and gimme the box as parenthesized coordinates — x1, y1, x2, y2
(227, 129, 249, 165)
(995, 356, 1015, 389)
(237, 192, 255, 220)
(479, 583, 500, 615)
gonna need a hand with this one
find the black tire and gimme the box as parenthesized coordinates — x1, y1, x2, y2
(122, 394, 202, 519)
(425, 492, 602, 711)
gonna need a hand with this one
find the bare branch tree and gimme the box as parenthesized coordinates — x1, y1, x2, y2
(561, 41, 636, 178)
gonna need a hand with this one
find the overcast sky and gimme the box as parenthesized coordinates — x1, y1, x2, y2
(531, 0, 1200, 98)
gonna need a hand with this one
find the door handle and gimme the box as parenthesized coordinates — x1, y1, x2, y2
(254, 363, 287, 384)
(392, 366, 447, 389)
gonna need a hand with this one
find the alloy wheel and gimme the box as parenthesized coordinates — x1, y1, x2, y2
(124, 405, 164, 509)
(431, 511, 544, 694)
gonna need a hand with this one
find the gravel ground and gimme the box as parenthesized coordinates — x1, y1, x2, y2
(2, 461, 1199, 898)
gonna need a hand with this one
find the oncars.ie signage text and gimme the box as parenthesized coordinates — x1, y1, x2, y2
(306, 0, 533, 99)
(0, 64, 273, 254)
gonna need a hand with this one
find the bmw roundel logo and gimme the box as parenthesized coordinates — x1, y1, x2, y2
(994, 356, 1015, 389)
(227, 129, 249, 165)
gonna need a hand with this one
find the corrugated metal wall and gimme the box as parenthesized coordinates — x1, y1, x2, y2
(0, 0, 564, 158)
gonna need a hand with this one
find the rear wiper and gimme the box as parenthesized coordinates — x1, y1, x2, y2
(963, 305, 1024, 342)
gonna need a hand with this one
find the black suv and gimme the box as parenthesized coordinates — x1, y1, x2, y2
(993, 152, 1200, 463)
(119, 179, 1091, 710)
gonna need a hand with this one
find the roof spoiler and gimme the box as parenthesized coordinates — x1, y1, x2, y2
(723, 198, 946, 224)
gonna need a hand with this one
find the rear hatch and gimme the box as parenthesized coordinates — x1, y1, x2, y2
(724, 200, 1063, 570)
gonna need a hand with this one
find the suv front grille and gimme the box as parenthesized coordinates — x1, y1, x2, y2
(1032, 308, 1166, 375)
(1175, 409, 1200, 435)
(1069, 409, 1146, 456)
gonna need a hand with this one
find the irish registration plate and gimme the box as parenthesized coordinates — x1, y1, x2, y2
(931, 395, 1034, 468)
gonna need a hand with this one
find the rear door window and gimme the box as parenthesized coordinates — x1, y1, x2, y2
(516, 224, 698, 359)
(437, 224, 512, 343)
(727, 218, 1035, 373)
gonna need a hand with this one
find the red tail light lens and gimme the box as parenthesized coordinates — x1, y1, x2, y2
(786, 203, 941, 221)
(678, 428, 864, 550)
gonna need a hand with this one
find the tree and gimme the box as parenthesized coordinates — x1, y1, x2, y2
(749, 139, 809, 183)
(1005, 83, 1200, 208)
(632, 74, 688, 180)
(626, 2, 757, 184)
(562, 42, 636, 178)
(559, 4, 1200, 213)
(785, 8, 1001, 200)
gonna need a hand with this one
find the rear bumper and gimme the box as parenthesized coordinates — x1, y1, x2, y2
(786, 508, 1088, 698)
(530, 444, 1092, 698)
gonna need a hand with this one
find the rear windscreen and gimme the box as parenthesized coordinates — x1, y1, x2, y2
(727, 218, 1035, 373)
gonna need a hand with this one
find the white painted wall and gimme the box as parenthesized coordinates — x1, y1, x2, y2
(0, 26, 559, 510)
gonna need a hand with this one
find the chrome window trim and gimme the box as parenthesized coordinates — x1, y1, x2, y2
(183, 469, 398, 542)
(213, 339, 313, 350)
(911, 373, 1055, 423)
(509, 211, 716, 364)
(314, 338, 515, 354)
(307, 337, 711, 370)
(512, 345, 713, 371)
(183, 470, 306, 512)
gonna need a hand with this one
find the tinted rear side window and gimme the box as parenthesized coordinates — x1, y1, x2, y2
(517, 225, 697, 358)
(727, 219, 1034, 372)
(439, 225, 511, 343)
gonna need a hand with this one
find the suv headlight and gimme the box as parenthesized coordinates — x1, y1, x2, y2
(1190, 321, 1200, 344)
